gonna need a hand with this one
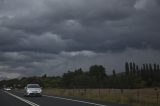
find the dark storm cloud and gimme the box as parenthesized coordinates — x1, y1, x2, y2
(1, 0, 160, 52)
(0, 0, 160, 78)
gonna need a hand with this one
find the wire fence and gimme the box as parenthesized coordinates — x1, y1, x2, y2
(43, 88, 160, 106)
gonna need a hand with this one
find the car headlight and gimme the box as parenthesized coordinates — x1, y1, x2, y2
(39, 89, 42, 93)
(27, 89, 31, 93)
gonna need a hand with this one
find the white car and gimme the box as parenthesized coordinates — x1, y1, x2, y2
(25, 84, 42, 97)
(4, 87, 11, 91)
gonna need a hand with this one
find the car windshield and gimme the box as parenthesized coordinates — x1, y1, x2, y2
(27, 84, 40, 88)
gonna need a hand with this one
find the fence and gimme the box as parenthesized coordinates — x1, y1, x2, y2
(43, 88, 160, 106)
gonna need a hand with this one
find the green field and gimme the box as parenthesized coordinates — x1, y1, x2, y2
(43, 88, 160, 106)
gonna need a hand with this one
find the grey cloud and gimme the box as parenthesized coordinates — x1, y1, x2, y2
(0, 72, 21, 80)
(1, 48, 159, 77)
(1, 0, 135, 33)
(0, 0, 159, 52)
(0, 0, 160, 79)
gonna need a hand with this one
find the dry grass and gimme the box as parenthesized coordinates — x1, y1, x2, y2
(43, 88, 160, 106)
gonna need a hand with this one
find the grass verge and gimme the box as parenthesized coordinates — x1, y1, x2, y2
(43, 88, 160, 106)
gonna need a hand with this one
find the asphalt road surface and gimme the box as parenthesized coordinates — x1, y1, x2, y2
(0, 90, 131, 106)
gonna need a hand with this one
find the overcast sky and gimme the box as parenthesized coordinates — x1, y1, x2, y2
(0, 0, 160, 79)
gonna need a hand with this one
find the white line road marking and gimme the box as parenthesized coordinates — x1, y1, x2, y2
(4, 91, 40, 106)
(43, 95, 107, 106)
(13, 90, 107, 106)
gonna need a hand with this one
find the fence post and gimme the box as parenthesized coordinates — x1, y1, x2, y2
(109, 89, 111, 95)
(155, 88, 159, 105)
(84, 88, 86, 96)
(99, 88, 101, 96)
(105, 89, 107, 95)
(157, 91, 159, 105)
(137, 90, 140, 103)
(121, 89, 123, 94)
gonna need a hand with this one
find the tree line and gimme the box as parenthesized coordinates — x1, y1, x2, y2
(0, 62, 160, 89)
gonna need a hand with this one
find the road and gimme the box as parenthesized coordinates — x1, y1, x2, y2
(0, 90, 131, 106)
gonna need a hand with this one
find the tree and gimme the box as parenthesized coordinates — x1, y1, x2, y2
(133, 62, 136, 75)
(143, 64, 146, 71)
(149, 64, 153, 71)
(62, 70, 75, 88)
(136, 65, 139, 76)
(42, 74, 47, 78)
(146, 64, 149, 71)
(89, 65, 106, 88)
(89, 65, 106, 80)
(125, 62, 130, 75)
(112, 69, 116, 77)
(154, 64, 157, 71)
(130, 62, 133, 75)
(136, 65, 139, 71)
